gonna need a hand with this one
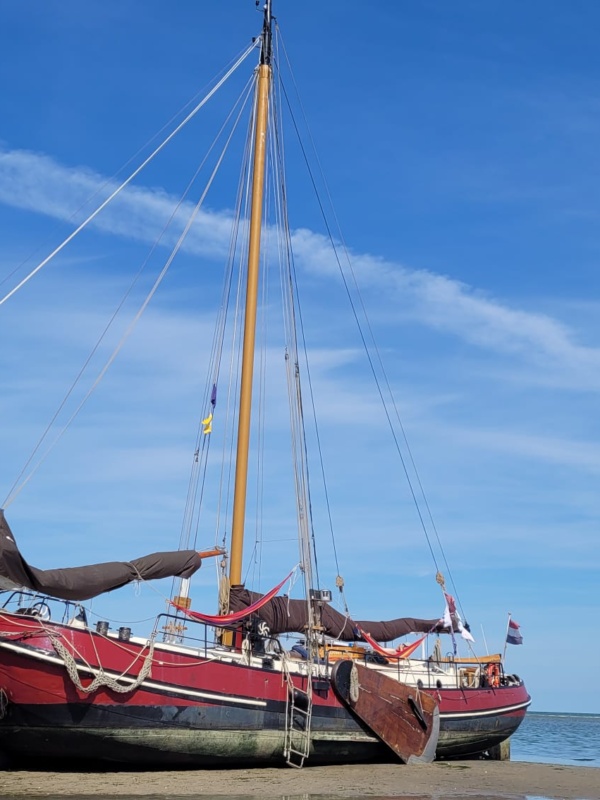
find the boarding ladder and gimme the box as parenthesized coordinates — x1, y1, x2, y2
(282, 657, 313, 768)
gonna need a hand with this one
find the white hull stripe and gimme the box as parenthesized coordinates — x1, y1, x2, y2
(441, 700, 531, 720)
(0, 640, 267, 708)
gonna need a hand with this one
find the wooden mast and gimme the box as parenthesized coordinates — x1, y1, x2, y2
(228, 1, 273, 588)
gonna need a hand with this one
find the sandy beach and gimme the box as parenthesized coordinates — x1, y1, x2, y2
(1, 761, 598, 799)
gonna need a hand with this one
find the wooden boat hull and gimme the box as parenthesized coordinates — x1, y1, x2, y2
(331, 659, 439, 763)
(0, 612, 530, 766)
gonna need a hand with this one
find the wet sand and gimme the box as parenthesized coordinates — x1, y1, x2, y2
(1, 761, 598, 799)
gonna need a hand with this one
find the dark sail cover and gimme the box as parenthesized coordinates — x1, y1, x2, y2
(0, 509, 202, 602)
(228, 585, 442, 642)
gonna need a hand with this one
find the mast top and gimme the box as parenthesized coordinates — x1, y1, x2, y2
(256, 0, 273, 66)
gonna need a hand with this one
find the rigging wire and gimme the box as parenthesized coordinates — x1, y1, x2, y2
(4, 74, 257, 511)
(277, 70, 440, 569)
(0, 40, 258, 309)
(215, 112, 254, 570)
(275, 26, 468, 619)
(217, 87, 257, 555)
(171, 72, 258, 603)
(4, 86, 252, 510)
(175, 75, 256, 553)
(168, 77, 257, 605)
(3, 21, 468, 638)
(0, 42, 260, 295)
(271, 41, 344, 603)
(268, 62, 318, 599)
(246, 134, 271, 592)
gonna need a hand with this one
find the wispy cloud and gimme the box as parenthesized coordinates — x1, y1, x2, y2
(0, 147, 233, 261)
(291, 228, 600, 388)
(2, 144, 599, 397)
(0, 150, 600, 536)
(443, 424, 600, 472)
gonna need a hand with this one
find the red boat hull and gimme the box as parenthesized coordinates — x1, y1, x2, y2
(0, 611, 530, 765)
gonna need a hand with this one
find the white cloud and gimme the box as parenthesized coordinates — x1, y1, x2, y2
(291, 226, 600, 388)
(0, 147, 234, 261)
(1, 145, 600, 585)
(443, 424, 600, 472)
(2, 144, 599, 397)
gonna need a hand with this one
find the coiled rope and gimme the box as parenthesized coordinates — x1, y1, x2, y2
(50, 634, 155, 695)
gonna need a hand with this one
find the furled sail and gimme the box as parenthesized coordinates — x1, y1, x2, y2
(228, 585, 442, 642)
(0, 509, 202, 602)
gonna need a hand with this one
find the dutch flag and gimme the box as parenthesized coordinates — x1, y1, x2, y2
(506, 618, 523, 646)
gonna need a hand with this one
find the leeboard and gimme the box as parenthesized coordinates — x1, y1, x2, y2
(331, 659, 439, 764)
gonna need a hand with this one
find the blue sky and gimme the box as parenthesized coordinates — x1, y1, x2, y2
(1, 1, 599, 714)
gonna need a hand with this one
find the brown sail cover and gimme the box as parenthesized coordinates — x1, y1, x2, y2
(0, 509, 202, 602)
(228, 585, 442, 642)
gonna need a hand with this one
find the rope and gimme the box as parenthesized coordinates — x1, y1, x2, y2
(8, 78, 255, 512)
(275, 25, 471, 624)
(50, 633, 155, 695)
(267, 56, 318, 603)
(4, 87, 250, 510)
(0, 41, 258, 297)
(0, 40, 258, 309)
(176, 74, 256, 555)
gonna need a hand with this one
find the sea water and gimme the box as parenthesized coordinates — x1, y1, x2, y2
(511, 711, 600, 767)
